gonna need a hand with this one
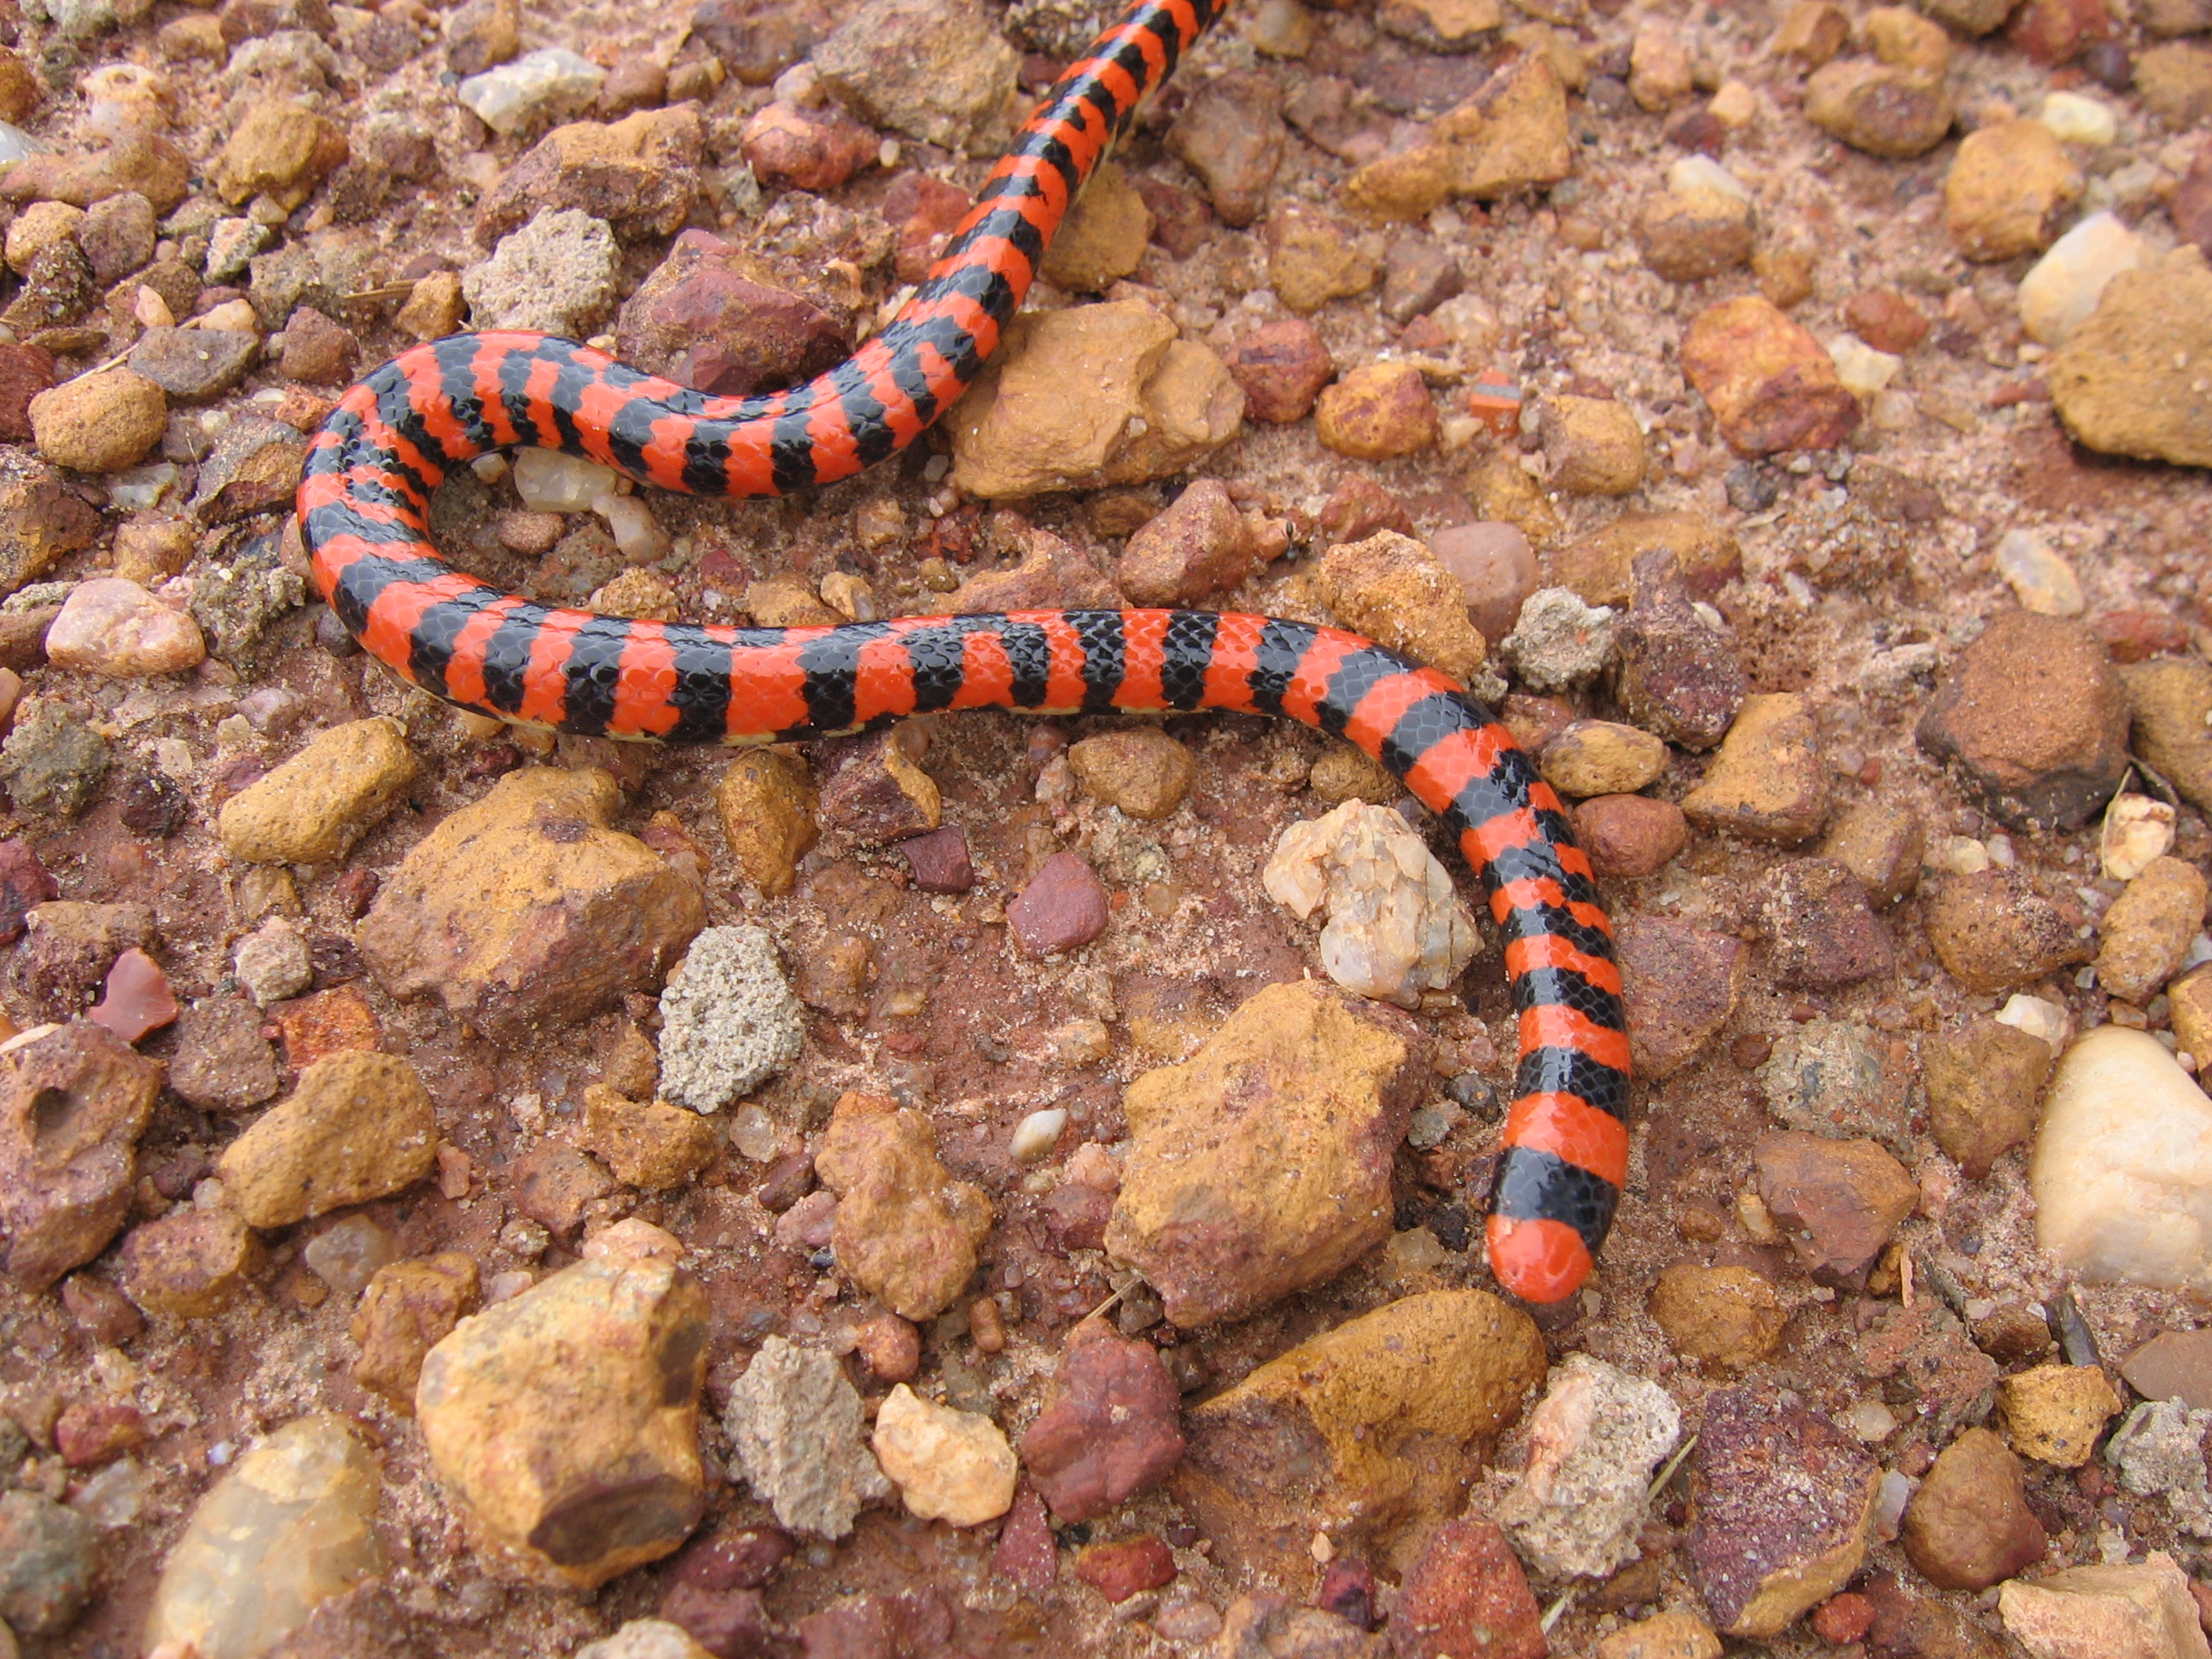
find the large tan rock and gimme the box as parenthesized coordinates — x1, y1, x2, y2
(814, 1092, 991, 1322)
(1308, 529, 1487, 684)
(218, 718, 420, 865)
(1104, 981, 1426, 1327)
(1999, 1553, 2212, 1659)
(2049, 249, 2212, 470)
(216, 1051, 439, 1229)
(357, 766, 705, 1038)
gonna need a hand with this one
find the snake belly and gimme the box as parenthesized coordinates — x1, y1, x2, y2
(296, 0, 1633, 1304)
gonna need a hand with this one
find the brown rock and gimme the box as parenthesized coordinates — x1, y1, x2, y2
(1553, 512, 1743, 611)
(739, 101, 877, 194)
(276, 306, 358, 385)
(1068, 728, 1195, 820)
(1650, 1265, 1786, 1370)
(2048, 248, 2212, 469)
(1433, 520, 1540, 643)
(1541, 721, 1667, 798)
(1924, 1018, 2052, 1177)
(0, 131, 194, 216)
(1596, 1610, 1723, 1659)
(1105, 981, 1424, 1327)
(1844, 289, 1930, 355)
(578, 1084, 717, 1190)
(1902, 1428, 2046, 1591)
(1389, 1517, 1546, 1659)
(0, 467, 100, 597)
(2138, 44, 2212, 128)
(0, 343, 55, 442)
(898, 827, 972, 894)
(357, 766, 706, 1039)
(1615, 916, 1745, 1079)
(2120, 1328, 2212, 1411)
(1545, 394, 1648, 494)
(1636, 183, 1756, 283)
(1820, 798, 1924, 905)
(614, 230, 850, 399)
(1020, 1318, 1186, 1523)
(512, 1143, 618, 1237)
(1075, 1534, 1177, 1604)
(119, 1206, 261, 1318)
(1310, 527, 1487, 683)
(218, 718, 420, 866)
(1007, 852, 1109, 957)
(217, 1051, 438, 1229)
(1944, 120, 2082, 262)
(1443, 52, 1575, 200)
(0, 1022, 162, 1289)
(209, 99, 349, 207)
(814, 1091, 992, 1322)
(1755, 1131, 1918, 1288)
(1266, 206, 1379, 315)
(1803, 60, 1954, 158)
(1615, 562, 1748, 751)
(1223, 317, 1335, 425)
(1682, 295, 1862, 457)
(1688, 1388, 1880, 1639)
(1042, 160, 1151, 293)
(946, 523, 1121, 614)
(2124, 658, 2212, 816)
(28, 368, 167, 474)
(713, 750, 816, 899)
(476, 107, 701, 244)
(1681, 694, 1831, 842)
(1314, 362, 1439, 462)
(2097, 855, 2206, 1004)
(2009, 0, 2115, 63)
(1575, 795, 1688, 878)
(350, 1252, 480, 1411)
(1860, 1570, 2009, 1659)
(3, 900, 154, 1023)
(816, 726, 940, 842)
(1167, 70, 1286, 229)
(1924, 869, 2093, 992)
(1759, 859, 1892, 988)
(1117, 480, 1266, 605)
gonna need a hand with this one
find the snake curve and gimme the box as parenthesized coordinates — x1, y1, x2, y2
(296, 0, 1633, 1305)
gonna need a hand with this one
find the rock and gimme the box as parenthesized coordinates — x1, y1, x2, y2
(1223, 317, 1335, 425)
(1999, 1555, 2212, 1659)
(1432, 521, 1538, 643)
(1844, 289, 1930, 355)
(1804, 59, 1953, 156)
(43, 578, 203, 677)
(2110, 1398, 2212, 1533)
(0, 468, 100, 597)
(0, 1021, 162, 1289)
(416, 1250, 708, 1588)
(576, 1621, 719, 1659)
(1614, 565, 1747, 751)
(2122, 1329, 2212, 1410)
(394, 270, 464, 340)
(1755, 1131, 1918, 1287)
(142, 1414, 383, 1657)
(1553, 513, 1743, 613)
(712, 753, 816, 898)
(1265, 206, 1378, 314)
(2033, 1026, 2212, 1290)
(0, 342, 54, 441)
(1379, 238, 1463, 323)
(1208, 1596, 1387, 1657)
(461, 207, 620, 336)
(1545, 393, 1649, 494)
(1688, 1388, 1880, 1639)
(1494, 1354, 1681, 1579)
(1499, 588, 1616, 692)
(1926, 1018, 2052, 1177)
(28, 367, 166, 473)
(2020, 212, 2145, 347)
(816, 726, 940, 841)
(870, 1384, 1016, 1527)
(210, 99, 348, 207)
(1822, 798, 1924, 905)
(4, 899, 154, 1022)
(1615, 916, 1745, 1079)
(84, 952, 173, 1045)
(1389, 1517, 1545, 1659)
(1760, 859, 1891, 988)
(1117, 480, 1270, 605)
(1175, 1290, 1544, 1578)
(0, 131, 193, 216)
(169, 996, 282, 1115)
(1930, 867, 2095, 992)
(2126, 659, 2212, 815)
(815, 1091, 992, 1322)
(0, 1491, 98, 1637)
(613, 231, 850, 397)
(1310, 529, 1487, 684)
(357, 766, 706, 1039)
(457, 49, 605, 136)
(724, 1336, 892, 1539)
(2138, 43, 2212, 127)
(119, 1205, 260, 1318)
(477, 107, 701, 245)
(217, 718, 419, 864)
(185, 413, 312, 524)
(945, 522, 1121, 613)
(1540, 721, 1666, 798)
(1680, 694, 1831, 842)
(1042, 160, 1151, 292)
(741, 100, 876, 195)
(0, 839, 53, 946)
(1902, 1429, 2046, 1591)
(578, 1086, 716, 1191)
(1998, 1364, 2124, 1465)
(1003, 850, 1109, 957)
(1595, 1611, 1722, 1659)
(232, 916, 311, 1010)
(1575, 795, 1689, 878)
(949, 302, 1241, 498)
(349, 1252, 479, 1410)
(1020, 1319, 1187, 1522)
(812, 0, 1016, 156)
(217, 1051, 436, 1228)
(126, 326, 259, 404)
(2048, 248, 2212, 469)
(1161, 68, 1286, 218)
(276, 306, 358, 385)
(1068, 729, 1195, 820)
(512, 1143, 619, 1237)
(1681, 296, 1860, 456)
(1760, 1017, 1905, 1141)
(2098, 856, 2205, 1004)
(1108, 977, 1428, 1328)
(1649, 1264, 1785, 1370)
(1944, 119, 2082, 260)
(54, 1400, 143, 1467)
(1636, 160, 1756, 283)
(655, 925, 801, 1114)
(1075, 1534, 1177, 1603)
(1314, 362, 1439, 461)
(899, 827, 973, 895)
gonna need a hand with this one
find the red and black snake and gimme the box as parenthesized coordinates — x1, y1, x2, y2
(298, 0, 1631, 1304)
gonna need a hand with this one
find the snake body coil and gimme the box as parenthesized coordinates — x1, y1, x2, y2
(298, 0, 1632, 1303)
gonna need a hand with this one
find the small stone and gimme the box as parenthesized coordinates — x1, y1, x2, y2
(1313, 360, 1439, 461)
(1682, 295, 1861, 456)
(1165, 71, 1285, 229)
(457, 49, 605, 136)
(2122, 1329, 2212, 1410)
(0, 131, 193, 216)
(28, 368, 166, 474)
(0, 1491, 99, 1637)
(1681, 693, 1830, 841)
(43, 579, 201, 678)
(1925, 868, 2094, 992)
(1636, 163, 1756, 283)
(348, 1252, 479, 1411)
(276, 306, 358, 385)
(1390, 1517, 1545, 1659)
(1925, 1018, 2052, 1177)
(815, 1091, 992, 1322)
(1843, 289, 1930, 355)
(2097, 856, 2205, 1004)
(1994, 529, 2085, 618)
(0, 343, 55, 442)
(576, 1621, 719, 1659)
(1760, 1016, 1905, 1141)
(1574, 795, 1688, 878)
(186, 416, 311, 523)
(1540, 721, 1666, 798)
(813, 0, 1016, 155)
(1379, 237, 1463, 323)
(416, 1251, 707, 1587)
(443, 0, 517, 74)
(711, 752, 815, 899)
(172, 998, 283, 1118)
(724, 1336, 892, 1539)
(1222, 317, 1334, 425)
(2049, 248, 2212, 470)
(1495, 1354, 1680, 1579)
(1431, 521, 1537, 643)
(1903, 1428, 2046, 1592)
(125, 326, 258, 405)
(1596, 1610, 1723, 1659)
(210, 100, 348, 207)
(394, 270, 463, 341)
(119, 1206, 260, 1318)
(1499, 587, 1616, 692)
(576, 1084, 715, 1190)
(2022, 213, 2145, 349)
(870, 1384, 1016, 1527)
(1042, 160, 1151, 293)
(1263, 800, 1479, 1010)
(1068, 729, 1196, 820)
(899, 826, 973, 894)
(2034, 1025, 2212, 1291)
(616, 236, 847, 401)
(1615, 916, 1745, 1079)
(217, 1051, 436, 1229)
(1999, 1554, 2210, 1659)
(1019, 1317, 1186, 1522)
(2110, 1398, 2212, 1534)
(217, 719, 417, 865)
(1760, 858, 1891, 988)
(1756, 1130, 1918, 1287)
(1109, 981, 1423, 1328)
(739, 101, 876, 195)
(2138, 42, 2212, 127)
(1265, 206, 1378, 316)
(1117, 480, 1267, 606)
(461, 207, 619, 336)
(1805, 59, 1953, 157)
(53, 1400, 143, 1469)
(0, 1021, 162, 1289)
(655, 925, 801, 1114)
(1008, 851, 1109, 957)
(2000, 1364, 2126, 1467)
(1074, 1534, 1176, 1604)
(88, 948, 178, 1044)
(1651, 1265, 1786, 1370)
(1945, 119, 2082, 261)
(1545, 393, 1648, 493)
(2126, 659, 2212, 816)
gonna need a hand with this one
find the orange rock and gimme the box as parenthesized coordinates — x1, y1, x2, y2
(1682, 295, 1862, 456)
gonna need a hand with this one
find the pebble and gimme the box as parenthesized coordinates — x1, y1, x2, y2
(1430, 521, 1537, 643)
(276, 306, 358, 385)
(1760, 1017, 1903, 1141)
(119, 1204, 260, 1318)
(2050, 248, 2212, 469)
(1688, 1388, 1880, 1638)
(655, 925, 802, 1113)
(1117, 480, 1267, 606)
(513, 450, 615, 512)
(1994, 528, 2084, 617)
(1313, 362, 1438, 461)
(1597, 1610, 1723, 1659)
(125, 326, 259, 405)
(870, 1384, 1016, 1527)
(1924, 868, 2093, 992)
(2126, 659, 2212, 814)
(1999, 1555, 2210, 1659)
(28, 368, 166, 474)
(724, 1336, 891, 1539)
(1008, 1106, 1068, 1166)
(1636, 161, 1756, 283)
(0, 342, 55, 442)
(0, 840, 52, 946)
(40, 576, 204, 678)
(575, 1621, 718, 1659)
(1902, 1428, 2046, 1591)
(2021, 212, 2145, 347)
(1540, 720, 1666, 798)
(1924, 1017, 2052, 1177)
(1312, 529, 1488, 684)
(1176, 1290, 1543, 1580)
(1390, 1517, 1545, 1659)
(899, 826, 973, 894)
(1108, 981, 1421, 1328)
(186, 415, 311, 523)
(54, 1400, 143, 1468)
(1843, 288, 1930, 355)
(356, 766, 706, 1039)
(217, 1050, 436, 1229)
(457, 49, 604, 136)
(1222, 317, 1335, 425)
(1756, 1130, 1918, 1286)
(1499, 587, 1617, 692)
(815, 1091, 992, 1321)
(1804, 59, 1954, 157)
(1494, 1354, 1679, 1578)
(1575, 795, 1688, 878)
(348, 1252, 479, 1409)
(1944, 119, 2082, 262)
(1075, 1534, 1177, 1604)
(2122, 1328, 2212, 1410)
(461, 207, 619, 336)
(579, 1085, 715, 1190)
(812, 0, 1016, 156)
(741, 100, 878, 195)
(2110, 1399, 2212, 1533)
(1263, 800, 1479, 1009)
(301, 1214, 397, 1301)
(614, 232, 847, 399)
(1760, 858, 1892, 988)
(0, 1021, 161, 1290)
(2102, 793, 2175, 881)
(209, 99, 348, 207)
(1681, 693, 1830, 841)
(1918, 612, 2128, 830)
(142, 1413, 383, 1657)
(2097, 855, 2205, 1004)
(1615, 916, 1746, 1078)
(2032, 1026, 2212, 1290)
(1545, 393, 1648, 493)
(89, 948, 178, 1044)
(2000, 1363, 2125, 1468)
(1681, 295, 1861, 456)
(217, 718, 418, 865)
(1042, 160, 1153, 293)
(1264, 206, 1377, 315)
(0, 1491, 99, 1637)
(395, 270, 464, 341)
(2040, 89, 2118, 145)
(1068, 728, 1196, 820)
(2137, 42, 2212, 128)
(1018, 1318, 1186, 1522)
(416, 1250, 707, 1587)
(442, 0, 518, 75)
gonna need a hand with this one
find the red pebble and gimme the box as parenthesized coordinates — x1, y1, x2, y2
(992, 1485, 1058, 1596)
(89, 948, 178, 1043)
(883, 171, 973, 285)
(1074, 1534, 1177, 1603)
(1317, 1558, 1379, 1629)
(674, 1523, 795, 1592)
(2096, 608, 2190, 663)
(55, 1400, 147, 1467)
(1466, 370, 1525, 436)
(1813, 1592, 1877, 1645)
(1393, 1517, 1545, 1659)
(899, 825, 974, 894)
(1006, 852, 1109, 958)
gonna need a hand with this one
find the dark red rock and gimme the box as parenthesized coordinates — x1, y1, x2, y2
(883, 170, 972, 285)
(1316, 475, 1414, 544)
(1130, 172, 1214, 259)
(1388, 1516, 1545, 1659)
(1019, 1317, 1187, 1523)
(4, 902, 155, 1024)
(1901, 1427, 2046, 1592)
(796, 1596, 891, 1659)
(2095, 608, 2191, 663)
(0, 342, 56, 442)
(1814, 1592, 1876, 1645)
(741, 102, 879, 194)
(1318, 1558, 1379, 1630)
(1615, 552, 1747, 751)
(54, 1400, 144, 1467)
(675, 1522, 795, 1592)
(660, 1583, 780, 1659)
(614, 230, 852, 398)
(1007, 853, 1109, 957)
(992, 1484, 1058, 1596)
(2009, 0, 2111, 62)
(814, 728, 939, 843)
(0, 838, 56, 946)
(276, 306, 359, 385)
(1858, 1307, 2002, 1439)
(1860, 1570, 2006, 1659)
(60, 1272, 143, 1344)
(754, 1152, 814, 1214)
(899, 826, 973, 894)
(1224, 317, 1335, 424)
(1755, 1131, 1918, 1289)
(1575, 795, 1689, 879)
(473, 105, 703, 244)
(509, 1143, 617, 1236)
(1759, 859, 1893, 989)
(1041, 1179, 1114, 1250)
(1075, 1534, 1177, 1603)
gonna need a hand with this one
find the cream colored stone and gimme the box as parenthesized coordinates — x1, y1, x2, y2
(870, 1384, 1016, 1526)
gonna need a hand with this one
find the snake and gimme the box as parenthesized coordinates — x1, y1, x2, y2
(296, 0, 1632, 1305)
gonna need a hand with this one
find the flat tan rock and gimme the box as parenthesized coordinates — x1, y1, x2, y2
(218, 1051, 438, 1229)
(218, 718, 421, 866)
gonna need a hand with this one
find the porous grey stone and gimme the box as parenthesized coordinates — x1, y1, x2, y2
(723, 1336, 891, 1538)
(655, 923, 804, 1112)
